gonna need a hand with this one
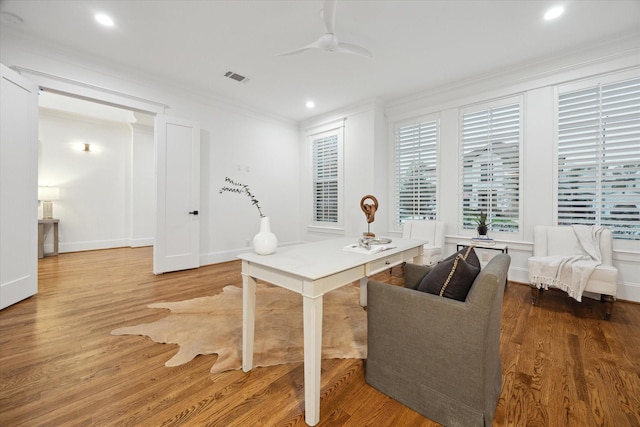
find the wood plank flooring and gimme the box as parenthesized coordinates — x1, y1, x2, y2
(1, 247, 639, 426)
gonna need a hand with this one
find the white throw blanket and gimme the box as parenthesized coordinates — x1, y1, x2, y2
(528, 225, 604, 302)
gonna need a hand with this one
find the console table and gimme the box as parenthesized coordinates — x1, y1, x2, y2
(38, 219, 59, 258)
(457, 240, 509, 286)
(238, 237, 425, 426)
(456, 240, 508, 254)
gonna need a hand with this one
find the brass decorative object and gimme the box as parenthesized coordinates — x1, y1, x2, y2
(360, 195, 378, 238)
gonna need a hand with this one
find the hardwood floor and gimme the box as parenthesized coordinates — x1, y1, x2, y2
(1, 247, 639, 426)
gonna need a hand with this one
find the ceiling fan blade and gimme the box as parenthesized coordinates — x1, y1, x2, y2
(323, 0, 337, 34)
(278, 0, 370, 58)
(277, 40, 322, 56)
(335, 42, 373, 58)
(277, 47, 313, 57)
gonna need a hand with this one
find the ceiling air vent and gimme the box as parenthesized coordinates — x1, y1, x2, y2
(224, 71, 249, 83)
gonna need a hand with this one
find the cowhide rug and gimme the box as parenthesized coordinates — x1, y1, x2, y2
(111, 283, 367, 373)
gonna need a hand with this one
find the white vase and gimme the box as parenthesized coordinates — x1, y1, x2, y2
(253, 216, 278, 255)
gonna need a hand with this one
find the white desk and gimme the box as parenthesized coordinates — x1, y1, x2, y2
(238, 237, 424, 426)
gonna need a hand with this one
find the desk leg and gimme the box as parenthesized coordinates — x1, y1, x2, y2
(38, 223, 44, 259)
(303, 292, 323, 426)
(359, 277, 367, 307)
(242, 268, 257, 372)
(413, 245, 424, 265)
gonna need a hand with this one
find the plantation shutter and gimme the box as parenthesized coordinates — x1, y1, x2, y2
(558, 77, 640, 240)
(461, 102, 521, 232)
(312, 132, 339, 223)
(395, 119, 438, 226)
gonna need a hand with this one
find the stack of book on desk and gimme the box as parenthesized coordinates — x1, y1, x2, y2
(343, 243, 396, 254)
(471, 236, 495, 246)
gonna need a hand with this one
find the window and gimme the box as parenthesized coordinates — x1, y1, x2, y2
(461, 100, 521, 233)
(310, 125, 343, 227)
(557, 77, 640, 240)
(394, 118, 438, 226)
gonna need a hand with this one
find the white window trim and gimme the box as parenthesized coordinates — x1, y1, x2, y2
(553, 69, 640, 242)
(459, 95, 524, 239)
(307, 118, 345, 233)
(391, 114, 440, 233)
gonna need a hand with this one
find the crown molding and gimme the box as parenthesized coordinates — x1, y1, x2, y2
(386, 31, 640, 119)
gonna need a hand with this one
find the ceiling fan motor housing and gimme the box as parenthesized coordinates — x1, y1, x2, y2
(318, 33, 339, 51)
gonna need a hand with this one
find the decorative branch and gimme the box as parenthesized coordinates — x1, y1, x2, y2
(219, 177, 264, 217)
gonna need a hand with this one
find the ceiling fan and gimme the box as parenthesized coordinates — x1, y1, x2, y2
(278, 0, 373, 58)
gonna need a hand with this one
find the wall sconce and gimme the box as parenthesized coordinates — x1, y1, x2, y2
(72, 142, 100, 153)
(38, 186, 60, 219)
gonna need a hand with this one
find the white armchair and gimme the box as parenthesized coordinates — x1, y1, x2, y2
(402, 220, 445, 266)
(528, 225, 618, 320)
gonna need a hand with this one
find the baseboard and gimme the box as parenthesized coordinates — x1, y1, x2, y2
(617, 283, 640, 302)
(57, 239, 129, 253)
(199, 240, 306, 266)
(507, 266, 530, 284)
(130, 237, 153, 248)
(51, 238, 152, 253)
(200, 248, 251, 266)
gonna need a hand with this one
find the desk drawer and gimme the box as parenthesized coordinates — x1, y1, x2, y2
(368, 252, 404, 275)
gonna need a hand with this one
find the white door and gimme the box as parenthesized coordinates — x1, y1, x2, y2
(153, 115, 200, 274)
(0, 64, 39, 309)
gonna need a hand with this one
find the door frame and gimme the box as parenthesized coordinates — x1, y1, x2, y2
(12, 66, 168, 115)
(14, 67, 201, 274)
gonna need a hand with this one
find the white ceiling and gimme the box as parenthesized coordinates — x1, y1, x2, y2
(1, 0, 639, 122)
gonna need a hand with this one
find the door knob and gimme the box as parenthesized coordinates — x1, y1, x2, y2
(189, 210, 199, 215)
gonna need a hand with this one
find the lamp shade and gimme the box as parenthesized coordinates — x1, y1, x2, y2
(38, 186, 60, 201)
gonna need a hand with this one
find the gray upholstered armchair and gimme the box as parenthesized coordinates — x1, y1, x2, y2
(366, 253, 511, 427)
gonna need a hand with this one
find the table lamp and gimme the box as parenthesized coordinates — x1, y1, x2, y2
(38, 186, 60, 219)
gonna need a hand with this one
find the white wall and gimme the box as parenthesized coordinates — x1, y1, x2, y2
(205, 113, 301, 263)
(38, 108, 133, 252)
(299, 43, 640, 302)
(130, 119, 155, 247)
(299, 100, 387, 241)
(38, 108, 155, 253)
(1, 30, 301, 266)
(383, 50, 640, 302)
(3, 25, 638, 301)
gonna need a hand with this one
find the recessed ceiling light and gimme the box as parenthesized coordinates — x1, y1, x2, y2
(95, 13, 114, 27)
(544, 6, 564, 21)
(306, 100, 315, 109)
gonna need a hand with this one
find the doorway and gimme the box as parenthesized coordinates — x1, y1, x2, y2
(37, 91, 155, 255)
